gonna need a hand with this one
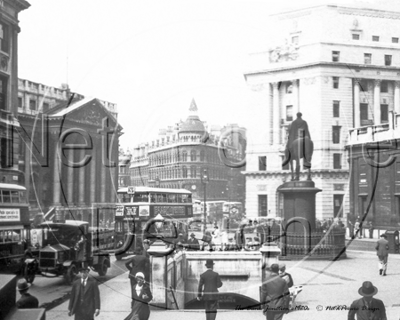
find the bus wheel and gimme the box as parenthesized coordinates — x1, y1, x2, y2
(65, 265, 77, 285)
(24, 264, 35, 284)
(97, 259, 108, 277)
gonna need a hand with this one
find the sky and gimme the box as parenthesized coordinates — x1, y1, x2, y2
(17, 0, 398, 150)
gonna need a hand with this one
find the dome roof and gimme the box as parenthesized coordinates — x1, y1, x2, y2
(179, 99, 206, 134)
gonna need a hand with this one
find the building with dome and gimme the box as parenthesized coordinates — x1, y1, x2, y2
(128, 99, 246, 204)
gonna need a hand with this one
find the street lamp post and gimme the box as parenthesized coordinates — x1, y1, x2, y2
(201, 168, 209, 233)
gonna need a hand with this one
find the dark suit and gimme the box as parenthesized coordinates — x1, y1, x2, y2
(16, 293, 39, 309)
(124, 283, 152, 320)
(198, 269, 223, 320)
(125, 255, 150, 299)
(348, 297, 387, 320)
(375, 238, 389, 274)
(187, 238, 200, 251)
(261, 272, 290, 320)
(69, 277, 100, 320)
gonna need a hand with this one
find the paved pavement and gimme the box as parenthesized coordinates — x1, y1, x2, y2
(44, 248, 400, 320)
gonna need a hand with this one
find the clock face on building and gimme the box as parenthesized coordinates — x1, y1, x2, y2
(191, 185, 196, 190)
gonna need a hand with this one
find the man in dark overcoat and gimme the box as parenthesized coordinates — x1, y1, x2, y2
(261, 264, 290, 320)
(125, 248, 151, 300)
(16, 279, 39, 309)
(375, 234, 389, 276)
(187, 233, 200, 251)
(348, 281, 386, 320)
(68, 267, 100, 320)
(197, 259, 223, 320)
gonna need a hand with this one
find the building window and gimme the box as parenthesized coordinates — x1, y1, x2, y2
(286, 105, 293, 121)
(29, 100, 36, 111)
(381, 104, 388, 123)
(364, 53, 372, 65)
(43, 102, 49, 112)
(0, 75, 7, 110)
(380, 81, 388, 93)
(332, 126, 341, 144)
(286, 84, 293, 94)
(392, 37, 399, 43)
(352, 34, 360, 40)
(372, 35, 379, 42)
(333, 101, 340, 118)
(259, 156, 266, 171)
(384, 55, 392, 66)
(182, 151, 187, 162)
(333, 194, 344, 218)
(18, 97, 22, 109)
(200, 150, 205, 161)
(291, 36, 299, 45)
(332, 51, 340, 62)
(182, 166, 187, 178)
(258, 195, 268, 217)
(190, 150, 196, 161)
(0, 23, 9, 53)
(332, 77, 339, 89)
(360, 104, 369, 124)
(190, 166, 196, 178)
(333, 153, 342, 169)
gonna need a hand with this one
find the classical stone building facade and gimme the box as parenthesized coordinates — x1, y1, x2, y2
(129, 100, 246, 203)
(0, 0, 30, 186)
(244, 4, 400, 220)
(18, 97, 122, 222)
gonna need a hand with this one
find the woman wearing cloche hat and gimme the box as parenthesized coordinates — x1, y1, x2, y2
(348, 281, 387, 320)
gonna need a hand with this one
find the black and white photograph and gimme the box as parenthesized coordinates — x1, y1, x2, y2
(0, 0, 399, 319)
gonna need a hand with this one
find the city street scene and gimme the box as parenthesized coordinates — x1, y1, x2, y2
(0, 0, 400, 319)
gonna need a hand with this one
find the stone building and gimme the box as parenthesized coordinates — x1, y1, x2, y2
(129, 99, 246, 204)
(0, 0, 30, 186)
(18, 97, 122, 223)
(244, 4, 400, 220)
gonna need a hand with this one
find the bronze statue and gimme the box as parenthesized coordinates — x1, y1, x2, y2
(282, 112, 314, 181)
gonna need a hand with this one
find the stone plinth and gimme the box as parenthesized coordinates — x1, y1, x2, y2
(277, 180, 321, 232)
(259, 242, 281, 282)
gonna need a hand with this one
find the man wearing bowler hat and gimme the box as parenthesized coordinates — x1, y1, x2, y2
(375, 234, 389, 276)
(187, 233, 200, 251)
(68, 266, 101, 320)
(197, 259, 223, 320)
(348, 281, 386, 320)
(16, 278, 39, 309)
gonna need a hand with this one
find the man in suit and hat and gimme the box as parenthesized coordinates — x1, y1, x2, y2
(187, 233, 200, 251)
(375, 234, 389, 276)
(125, 248, 151, 300)
(261, 263, 290, 320)
(348, 281, 386, 320)
(16, 279, 39, 309)
(197, 259, 223, 320)
(68, 266, 100, 320)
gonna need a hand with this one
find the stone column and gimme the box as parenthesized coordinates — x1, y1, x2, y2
(67, 150, 74, 205)
(272, 82, 280, 145)
(292, 79, 299, 115)
(78, 149, 86, 205)
(265, 83, 272, 145)
(394, 81, 400, 115)
(354, 79, 361, 128)
(90, 147, 96, 204)
(53, 146, 61, 206)
(374, 80, 381, 125)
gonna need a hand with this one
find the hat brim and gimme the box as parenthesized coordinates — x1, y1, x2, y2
(205, 262, 215, 267)
(358, 286, 378, 297)
(17, 283, 31, 291)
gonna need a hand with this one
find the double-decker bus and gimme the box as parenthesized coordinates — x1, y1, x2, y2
(114, 186, 193, 258)
(0, 183, 31, 274)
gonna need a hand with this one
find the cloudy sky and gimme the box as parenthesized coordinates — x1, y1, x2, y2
(18, 0, 397, 149)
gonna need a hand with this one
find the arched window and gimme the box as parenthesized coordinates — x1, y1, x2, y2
(182, 151, 187, 162)
(200, 150, 205, 161)
(286, 83, 293, 94)
(190, 150, 197, 161)
(191, 166, 197, 178)
(182, 166, 187, 178)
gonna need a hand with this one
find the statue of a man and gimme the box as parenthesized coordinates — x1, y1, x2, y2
(286, 112, 311, 150)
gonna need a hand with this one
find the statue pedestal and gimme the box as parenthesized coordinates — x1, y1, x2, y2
(277, 180, 321, 232)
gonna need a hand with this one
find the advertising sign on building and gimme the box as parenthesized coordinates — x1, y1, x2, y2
(0, 208, 20, 222)
(139, 206, 150, 217)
